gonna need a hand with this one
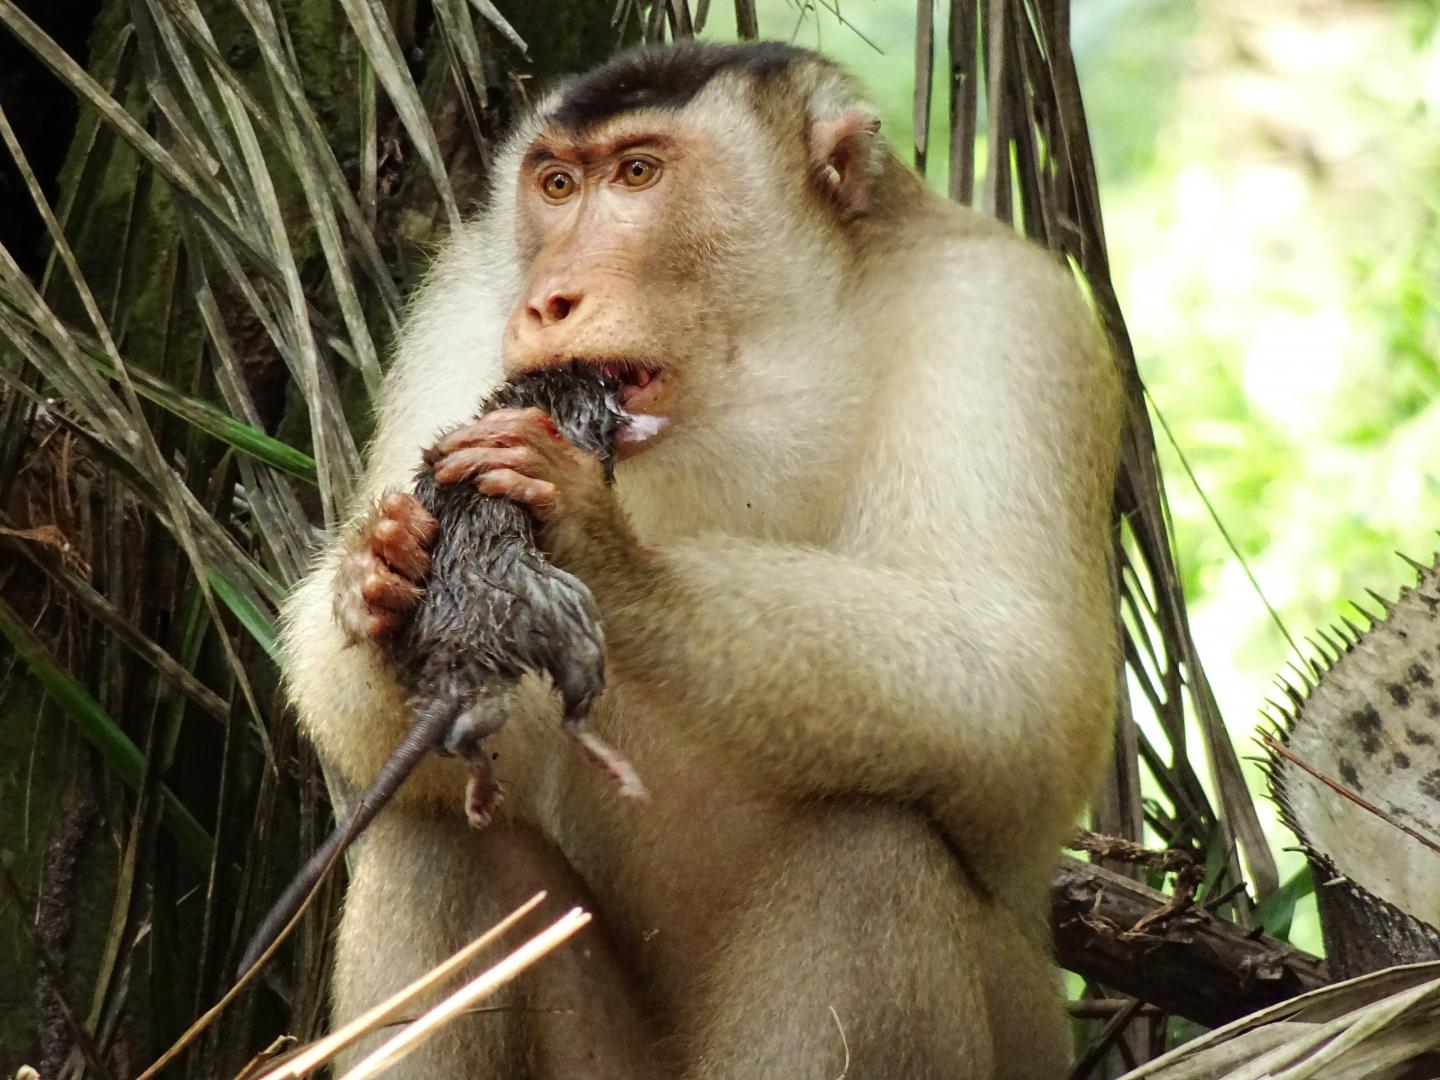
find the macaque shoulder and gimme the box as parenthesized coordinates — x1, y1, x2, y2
(878, 197, 1103, 357)
(840, 194, 1121, 565)
(359, 230, 522, 501)
(855, 205, 1115, 428)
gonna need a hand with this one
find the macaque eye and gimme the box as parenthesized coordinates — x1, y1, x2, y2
(617, 157, 661, 189)
(540, 168, 577, 201)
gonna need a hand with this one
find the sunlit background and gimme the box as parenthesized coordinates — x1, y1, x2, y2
(706, 0, 1440, 950)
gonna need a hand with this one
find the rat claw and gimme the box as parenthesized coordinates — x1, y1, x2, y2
(464, 767, 504, 830)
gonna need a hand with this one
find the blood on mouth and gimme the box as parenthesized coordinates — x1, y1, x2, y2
(592, 359, 668, 442)
(595, 359, 655, 388)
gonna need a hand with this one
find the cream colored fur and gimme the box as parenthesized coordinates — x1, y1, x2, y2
(279, 48, 1121, 1079)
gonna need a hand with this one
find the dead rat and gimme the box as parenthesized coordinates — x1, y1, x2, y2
(237, 363, 645, 979)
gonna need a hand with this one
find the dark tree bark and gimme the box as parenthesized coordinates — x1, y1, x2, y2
(1054, 858, 1330, 1029)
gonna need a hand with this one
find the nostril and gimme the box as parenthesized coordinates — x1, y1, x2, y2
(545, 293, 576, 322)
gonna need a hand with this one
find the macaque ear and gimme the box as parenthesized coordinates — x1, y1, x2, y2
(810, 108, 882, 219)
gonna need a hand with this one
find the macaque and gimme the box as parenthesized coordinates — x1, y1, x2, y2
(278, 40, 1122, 1079)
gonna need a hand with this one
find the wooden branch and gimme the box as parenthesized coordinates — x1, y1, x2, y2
(1053, 857, 1329, 1028)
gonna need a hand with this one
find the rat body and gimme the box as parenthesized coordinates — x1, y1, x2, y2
(237, 363, 641, 979)
(405, 362, 644, 818)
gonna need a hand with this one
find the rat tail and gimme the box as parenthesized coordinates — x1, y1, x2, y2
(233, 699, 456, 983)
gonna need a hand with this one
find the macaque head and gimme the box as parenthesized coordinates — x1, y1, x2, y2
(498, 43, 889, 458)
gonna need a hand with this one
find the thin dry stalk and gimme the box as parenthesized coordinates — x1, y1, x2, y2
(253, 892, 548, 1080)
(334, 908, 594, 1080)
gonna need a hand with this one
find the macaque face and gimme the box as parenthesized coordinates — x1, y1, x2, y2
(502, 113, 762, 458)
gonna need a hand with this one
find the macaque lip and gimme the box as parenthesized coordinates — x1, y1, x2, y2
(589, 357, 662, 394)
(573, 358, 669, 457)
(570, 357, 668, 427)
(617, 370, 664, 412)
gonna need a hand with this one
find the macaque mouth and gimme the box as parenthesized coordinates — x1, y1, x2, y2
(572, 357, 669, 448)
(571, 357, 665, 408)
(591, 358, 660, 390)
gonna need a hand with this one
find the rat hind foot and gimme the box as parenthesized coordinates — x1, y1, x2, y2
(464, 759, 505, 829)
(564, 718, 647, 800)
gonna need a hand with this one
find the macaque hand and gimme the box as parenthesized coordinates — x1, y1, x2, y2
(332, 490, 439, 645)
(427, 406, 636, 575)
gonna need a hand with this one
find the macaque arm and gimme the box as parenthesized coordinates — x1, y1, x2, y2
(597, 545, 1112, 882)
(592, 250, 1122, 885)
(279, 229, 516, 806)
(278, 546, 450, 804)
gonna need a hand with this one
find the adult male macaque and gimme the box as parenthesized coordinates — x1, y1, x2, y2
(280, 40, 1122, 1079)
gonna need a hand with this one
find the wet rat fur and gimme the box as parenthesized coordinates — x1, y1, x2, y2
(237, 364, 643, 979)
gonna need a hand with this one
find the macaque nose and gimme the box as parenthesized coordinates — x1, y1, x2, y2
(528, 289, 582, 327)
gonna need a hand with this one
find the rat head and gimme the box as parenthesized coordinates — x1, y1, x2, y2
(499, 42, 889, 458)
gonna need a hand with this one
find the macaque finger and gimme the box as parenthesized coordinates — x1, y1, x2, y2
(361, 567, 423, 611)
(379, 490, 439, 547)
(528, 410, 566, 443)
(431, 446, 537, 488)
(371, 516, 432, 582)
(476, 469, 558, 512)
(433, 409, 546, 455)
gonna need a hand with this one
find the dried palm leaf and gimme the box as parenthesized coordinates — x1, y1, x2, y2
(1266, 552, 1440, 977)
(1120, 961, 1440, 1080)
